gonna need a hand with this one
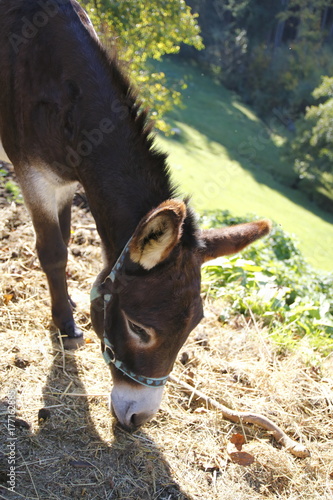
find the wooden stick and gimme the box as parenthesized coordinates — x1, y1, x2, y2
(169, 374, 310, 458)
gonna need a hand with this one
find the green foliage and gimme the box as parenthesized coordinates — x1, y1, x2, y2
(287, 76, 333, 211)
(278, 0, 327, 42)
(0, 168, 23, 203)
(245, 43, 333, 118)
(201, 211, 333, 348)
(4, 181, 21, 201)
(78, 0, 203, 131)
(185, 0, 253, 90)
(308, 78, 333, 161)
(188, 0, 333, 121)
(245, 45, 297, 114)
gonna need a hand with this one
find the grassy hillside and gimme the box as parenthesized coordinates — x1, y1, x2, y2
(156, 59, 333, 272)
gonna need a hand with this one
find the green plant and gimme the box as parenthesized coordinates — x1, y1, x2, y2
(2, 178, 23, 203)
(286, 75, 333, 212)
(78, 0, 203, 132)
(201, 211, 333, 349)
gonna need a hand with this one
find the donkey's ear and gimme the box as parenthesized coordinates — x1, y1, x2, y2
(199, 220, 271, 263)
(129, 200, 186, 270)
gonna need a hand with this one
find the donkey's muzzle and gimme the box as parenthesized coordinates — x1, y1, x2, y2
(110, 383, 164, 431)
(112, 405, 154, 432)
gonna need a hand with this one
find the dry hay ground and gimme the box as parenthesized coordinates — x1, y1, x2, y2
(1, 179, 333, 499)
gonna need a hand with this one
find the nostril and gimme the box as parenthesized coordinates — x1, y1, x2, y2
(129, 412, 152, 428)
(130, 413, 138, 427)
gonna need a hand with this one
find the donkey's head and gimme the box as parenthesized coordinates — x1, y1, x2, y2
(91, 200, 271, 430)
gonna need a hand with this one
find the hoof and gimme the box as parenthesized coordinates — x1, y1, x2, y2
(63, 336, 85, 350)
(59, 321, 84, 350)
(62, 321, 83, 338)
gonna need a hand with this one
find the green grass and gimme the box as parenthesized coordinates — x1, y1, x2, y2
(156, 59, 333, 271)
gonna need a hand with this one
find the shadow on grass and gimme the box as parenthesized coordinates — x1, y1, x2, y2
(0, 329, 191, 500)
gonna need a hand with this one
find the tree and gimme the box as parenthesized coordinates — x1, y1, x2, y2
(291, 76, 333, 174)
(78, 0, 203, 131)
(288, 76, 333, 211)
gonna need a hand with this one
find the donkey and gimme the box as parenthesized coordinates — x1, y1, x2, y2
(0, 0, 271, 430)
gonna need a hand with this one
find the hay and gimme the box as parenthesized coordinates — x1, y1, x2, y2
(1, 193, 333, 499)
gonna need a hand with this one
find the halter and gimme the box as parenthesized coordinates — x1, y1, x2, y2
(90, 238, 169, 388)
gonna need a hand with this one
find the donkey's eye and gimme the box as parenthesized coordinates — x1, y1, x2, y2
(128, 320, 150, 343)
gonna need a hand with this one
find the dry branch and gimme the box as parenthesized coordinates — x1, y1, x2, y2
(169, 374, 310, 458)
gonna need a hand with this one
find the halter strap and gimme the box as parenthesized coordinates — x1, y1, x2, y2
(102, 336, 168, 387)
(90, 237, 169, 388)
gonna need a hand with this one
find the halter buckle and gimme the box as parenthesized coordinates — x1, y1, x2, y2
(103, 337, 116, 364)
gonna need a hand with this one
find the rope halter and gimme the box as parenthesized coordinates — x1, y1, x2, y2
(90, 237, 169, 388)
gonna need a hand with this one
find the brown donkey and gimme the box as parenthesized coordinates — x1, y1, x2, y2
(0, 0, 271, 430)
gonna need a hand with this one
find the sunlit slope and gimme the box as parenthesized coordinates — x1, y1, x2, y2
(157, 60, 333, 271)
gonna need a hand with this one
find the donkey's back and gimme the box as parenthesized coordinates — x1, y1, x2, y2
(0, 0, 99, 170)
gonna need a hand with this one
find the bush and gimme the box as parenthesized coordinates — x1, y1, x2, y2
(285, 76, 333, 212)
(243, 44, 333, 119)
(200, 211, 333, 347)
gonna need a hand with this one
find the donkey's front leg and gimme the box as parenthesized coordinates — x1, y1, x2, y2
(34, 220, 83, 341)
(17, 170, 83, 346)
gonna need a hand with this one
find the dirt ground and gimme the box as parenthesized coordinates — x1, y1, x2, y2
(1, 169, 333, 499)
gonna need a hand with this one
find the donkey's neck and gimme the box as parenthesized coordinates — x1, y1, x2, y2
(57, 32, 176, 264)
(78, 131, 175, 265)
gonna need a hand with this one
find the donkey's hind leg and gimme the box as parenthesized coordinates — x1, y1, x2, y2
(18, 168, 82, 342)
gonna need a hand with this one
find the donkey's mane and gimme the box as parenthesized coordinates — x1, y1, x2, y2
(93, 40, 199, 247)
